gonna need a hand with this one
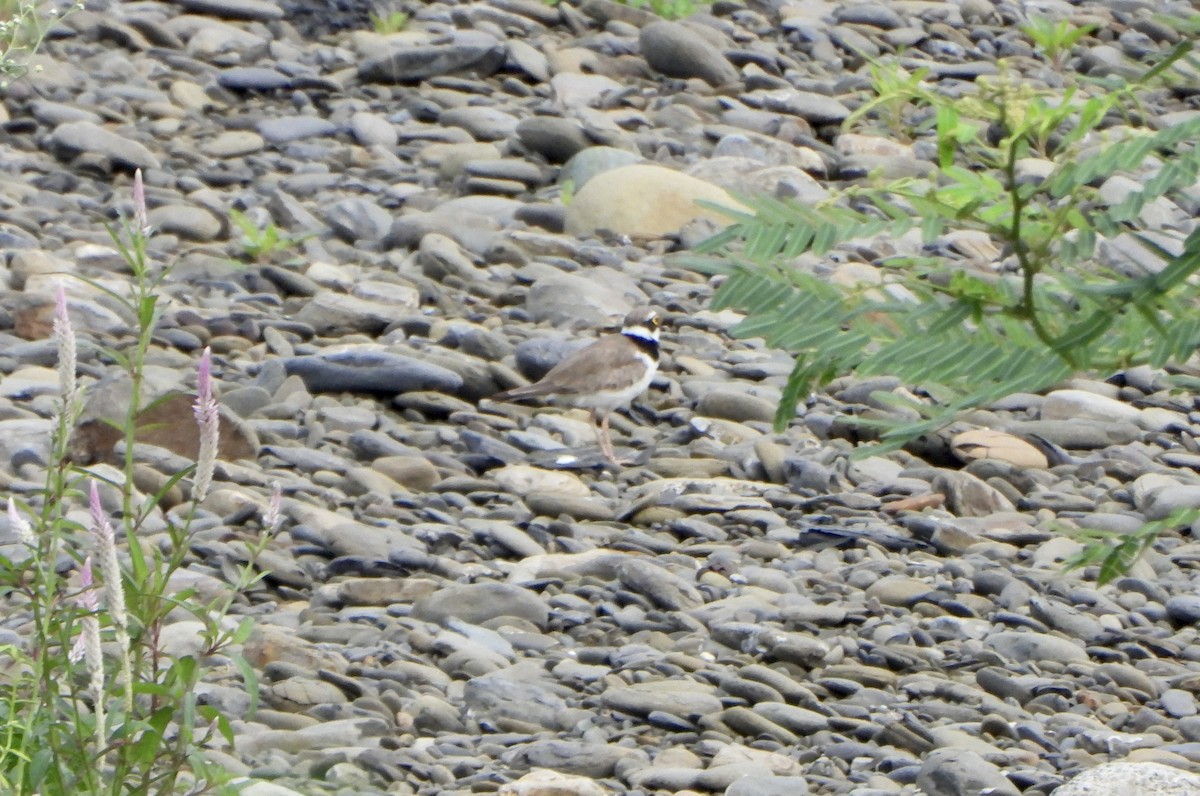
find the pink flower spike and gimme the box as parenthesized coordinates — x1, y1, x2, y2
(196, 347, 213, 409)
(77, 557, 98, 611)
(132, 168, 150, 237)
(192, 347, 220, 502)
(53, 281, 77, 409)
(68, 629, 87, 665)
(7, 498, 35, 547)
(263, 482, 282, 533)
(89, 480, 128, 633)
(88, 481, 133, 719)
(88, 481, 108, 537)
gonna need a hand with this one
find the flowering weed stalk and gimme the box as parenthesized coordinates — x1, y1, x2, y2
(0, 170, 264, 794)
(0, 0, 83, 86)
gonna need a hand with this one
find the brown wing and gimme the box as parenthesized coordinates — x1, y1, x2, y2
(538, 335, 648, 395)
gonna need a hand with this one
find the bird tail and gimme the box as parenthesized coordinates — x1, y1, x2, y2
(491, 383, 552, 402)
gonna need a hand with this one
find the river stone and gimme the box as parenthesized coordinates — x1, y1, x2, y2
(916, 748, 1020, 796)
(1139, 484, 1200, 520)
(951, 429, 1049, 468)
(217, 66, 291, 91)
(147, 204, 223, 241)
(1055, 761, 1200, 796)
(559, 146, 641, 191)
(412, 582, 550, 628)
(525, 272, 643, 327)
(725, 775, 811, 796)
(516, 117, 592, 164)
(176, 0, 284, 21)
(257, 117, 338, 144)
(931, 470, 1017, 517)
(564, 164, 746, 238)
(48, 121, 161, 170)
(985, 631, 1089, 664)
(1042, 389, 1141, 423)
(639, 20, 740, 87)
(464, 664, 572, 729)
(511, 740, 645, 778)
(358, 32, 506, 83)
(498, 770, 607, 796)
(601, 685, 724, 720)
(348, 111, 398, 148)
(282, 351, 463, 394)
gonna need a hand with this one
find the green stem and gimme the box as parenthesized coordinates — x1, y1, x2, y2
(1002, 132, 1077, 367)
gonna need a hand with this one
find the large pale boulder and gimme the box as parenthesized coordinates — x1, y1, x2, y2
(564, 164, 745, 238)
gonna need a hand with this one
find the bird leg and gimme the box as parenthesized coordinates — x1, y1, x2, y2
(593, 409, 619, 466)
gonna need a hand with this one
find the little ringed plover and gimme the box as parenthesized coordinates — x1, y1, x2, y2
(491, 307, 662, 465)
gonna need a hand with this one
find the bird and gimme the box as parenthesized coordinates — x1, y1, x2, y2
(490, 307, 663, 466)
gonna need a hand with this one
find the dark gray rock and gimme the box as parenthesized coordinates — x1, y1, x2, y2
(516, 117, 592, 164)
(512, 740, 645, 777)
(833, 3, 905, 28)
(513, 336, 590, 381)
(47, 121, 161, 170)
(357, 32, 506, 83)
(761, 91, 851, 124)
(464, 665, 572, 730)
(640, 20, 740, 87)
(916, 748, 1020, 796)
(217, 67, 292, 91)
(1166, 596, 1200, 625)
(282, 351, 463, 395)
(324, 198, 392, 244)
(176, 0, 284, 20)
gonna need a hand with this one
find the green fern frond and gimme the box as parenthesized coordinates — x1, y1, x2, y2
(691, 37, 1200, 460)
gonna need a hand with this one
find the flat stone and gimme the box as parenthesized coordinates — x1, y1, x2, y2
(201, 130, 265, 157)
(217, 67, 291, 91)
(358, 32, 506, 83)
(413, 582, 549, 628)
(985, 631, 1089, 664)
(48, 121, 160, 170)
(175, 0, 284, 21)
(257, 117, 338, 145)
(147, 203, 223, 241)
(282, 350, 463, 394)
(640, 20, 740, 87)
(1042, 389, 1142, 423)
(348, 112, 398, 148)
(916, 748, 1020, 796)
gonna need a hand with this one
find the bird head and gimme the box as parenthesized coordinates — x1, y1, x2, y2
(622, 307, 662, 343)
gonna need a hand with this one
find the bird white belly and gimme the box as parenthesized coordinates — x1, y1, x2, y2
(576, 352, 657, 412)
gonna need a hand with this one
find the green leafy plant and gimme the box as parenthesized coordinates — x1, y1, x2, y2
(560, 178, 576, 206)
(369, 8, 409, 34)
(0, 171, 278, 794)
(228, 208, 312, 264)
(625, 0, 696, 20)
(848, 62, 934, 141)
(690, 41, 1200, 456)
(1063, 507, 1200, 586)
(0, 0, 82, 86)
(1022, 16, 1097, 72)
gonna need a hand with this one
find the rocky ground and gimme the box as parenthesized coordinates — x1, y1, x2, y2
(3, 0, 1200, 794)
